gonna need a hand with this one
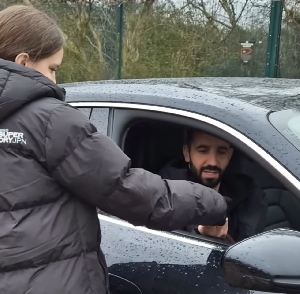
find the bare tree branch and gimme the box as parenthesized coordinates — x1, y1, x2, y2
(219, 0, 237, 27)
(235, 0, 249, 24)
(220, 0, 248, 43)
(229, 0, 236, 19)
(186, 0, 232, 30)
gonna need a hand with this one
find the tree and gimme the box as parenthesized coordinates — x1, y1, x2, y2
(1, 0, 299, 81)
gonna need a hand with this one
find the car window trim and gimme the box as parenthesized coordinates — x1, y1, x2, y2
(70, 102, 300, 192)
(98, 214, 222, 250)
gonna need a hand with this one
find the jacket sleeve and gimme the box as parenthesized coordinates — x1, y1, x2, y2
(45, 104, 227, 231)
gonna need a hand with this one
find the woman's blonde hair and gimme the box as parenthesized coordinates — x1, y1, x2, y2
(0, 5, 65, 62)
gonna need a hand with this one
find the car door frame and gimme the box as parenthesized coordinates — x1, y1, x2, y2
(72, 100, 300, 250)
(72, 101, 300, 293)
(71, 102, 300, 195)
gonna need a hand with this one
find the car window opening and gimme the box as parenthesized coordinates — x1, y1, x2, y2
(123, 120, 300, 243)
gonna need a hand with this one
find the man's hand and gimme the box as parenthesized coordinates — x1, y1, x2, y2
(198, 218, 228, 238)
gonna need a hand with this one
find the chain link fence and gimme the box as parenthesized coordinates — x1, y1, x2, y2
(122, 1, 272, 79)
(1, 1, 299, 82)
(279, 1, 300, 79)
(1, 0, 119, 82)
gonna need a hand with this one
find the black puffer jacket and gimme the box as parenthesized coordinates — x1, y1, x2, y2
(0, 59, 227, 294)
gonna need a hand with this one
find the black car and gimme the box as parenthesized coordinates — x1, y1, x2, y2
(64, 77, 300, 294)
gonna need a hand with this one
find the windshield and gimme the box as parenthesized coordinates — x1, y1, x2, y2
(269, 109, 300, 151)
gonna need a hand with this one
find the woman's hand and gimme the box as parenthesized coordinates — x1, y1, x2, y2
(198, 218, 228, 238)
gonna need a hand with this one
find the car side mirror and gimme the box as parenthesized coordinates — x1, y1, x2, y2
(222, 229, 300, 293)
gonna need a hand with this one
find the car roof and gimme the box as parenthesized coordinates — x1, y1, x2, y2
(63, 77, 300, 113)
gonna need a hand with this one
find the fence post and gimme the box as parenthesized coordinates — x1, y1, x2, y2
(265, 0, 283, 78)
(116, 2, 124, 80)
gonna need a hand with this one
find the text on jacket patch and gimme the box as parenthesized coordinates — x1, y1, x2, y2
(0, 129, 27, 145)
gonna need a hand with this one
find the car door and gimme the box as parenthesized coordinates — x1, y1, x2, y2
(77, 106, 144, 293)
(76, 103, 300, 294)
(85, 104, 258, 294)
(77, 105, 237, 294)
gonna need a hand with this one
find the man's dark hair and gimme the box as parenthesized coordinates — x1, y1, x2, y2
(184, 128, 232, 149)
(184, 128, 198, 149)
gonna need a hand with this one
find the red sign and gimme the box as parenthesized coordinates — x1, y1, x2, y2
(240, 47, 253, 56)
(240, 42, 254, 63)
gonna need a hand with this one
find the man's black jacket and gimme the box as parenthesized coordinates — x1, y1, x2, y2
(159, 160, 268, 241)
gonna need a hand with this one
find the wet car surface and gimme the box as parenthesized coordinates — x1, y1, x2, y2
(64, 77, 300, 293)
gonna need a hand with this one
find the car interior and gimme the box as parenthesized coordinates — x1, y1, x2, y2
(124, 120, 300, 236)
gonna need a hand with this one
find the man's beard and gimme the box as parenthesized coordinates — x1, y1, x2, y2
(189, 161, 223, 189)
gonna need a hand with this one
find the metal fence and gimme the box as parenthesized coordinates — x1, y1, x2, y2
(0, 0, 297, 83)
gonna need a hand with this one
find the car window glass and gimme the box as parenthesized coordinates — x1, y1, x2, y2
(77, 107, 91, 119)
(90, 108, 109, 135)
(88, 107, 115, 218)
(269, 109, 300, 151)
(122, 118, 300, 243)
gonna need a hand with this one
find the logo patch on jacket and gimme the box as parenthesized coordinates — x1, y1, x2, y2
(0, 129, 27, 145)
